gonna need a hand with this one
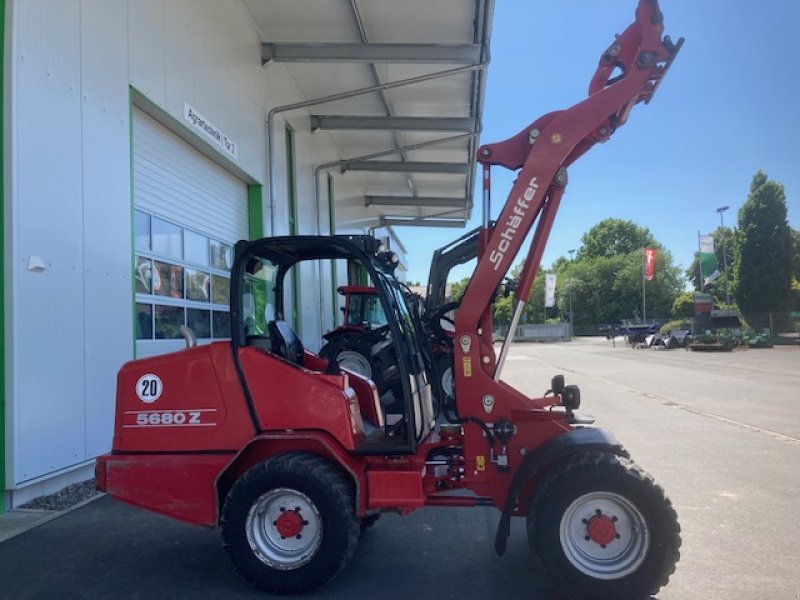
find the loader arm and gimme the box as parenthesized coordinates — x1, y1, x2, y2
(455, 0, 682, 395)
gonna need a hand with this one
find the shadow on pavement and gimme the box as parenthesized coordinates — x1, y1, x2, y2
(0, 496, 561, 600)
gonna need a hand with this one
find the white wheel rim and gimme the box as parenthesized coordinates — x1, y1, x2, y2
(337, 350, 372, 378)
(245, 488, 322, 570)
(440, 365, 454, 397)
(559, 491, 649, 580)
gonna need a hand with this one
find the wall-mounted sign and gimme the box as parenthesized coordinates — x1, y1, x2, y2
(184, 102, 238, 160)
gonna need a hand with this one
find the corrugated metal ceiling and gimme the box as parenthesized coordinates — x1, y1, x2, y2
(243, 0, 494, 228)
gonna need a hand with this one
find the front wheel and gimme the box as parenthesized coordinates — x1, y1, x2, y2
(221, 453, 360, 595)
(529, 451, 680, 600)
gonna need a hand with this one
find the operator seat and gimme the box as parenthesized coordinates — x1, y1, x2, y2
(267, 320, 305, 367)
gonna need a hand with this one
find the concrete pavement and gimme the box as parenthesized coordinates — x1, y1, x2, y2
(1, 338, 798, 599)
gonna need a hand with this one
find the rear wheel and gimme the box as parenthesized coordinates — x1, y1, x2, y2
(336, 349, 373, 379)
(529, 451, 680, 600)
(435, 353, 454, 399)
(320, 337, 381, 388)
(221, 453, 359, 595)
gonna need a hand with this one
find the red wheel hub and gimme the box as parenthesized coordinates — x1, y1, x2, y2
(587, 514, 617, 546)
(275, 511, 304, 538)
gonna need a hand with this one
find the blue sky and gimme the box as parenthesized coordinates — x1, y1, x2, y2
(398, 0, 800, 285)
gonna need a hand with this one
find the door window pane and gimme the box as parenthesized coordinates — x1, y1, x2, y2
(154, 262, 184, 299)
(186, 269, 211, 302)
(212, 274, 230, 305)
(135, 257, 152, 294)
(210, 240, 232, 270)
(213, 311, 231, 339)
(152, 218, 182, 259)
(135, 211, 151, 252)
(185, 230, 209, 267)
(154, 305, 184, 339)
(187, 308, 211, 339)
(136, 303, 153, 339)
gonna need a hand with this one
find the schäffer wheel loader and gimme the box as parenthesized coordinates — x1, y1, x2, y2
(97, 2, 683, 597)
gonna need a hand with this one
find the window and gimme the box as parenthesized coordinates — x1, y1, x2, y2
(134, 209, 234, 343)
(242, 256, 279, 336)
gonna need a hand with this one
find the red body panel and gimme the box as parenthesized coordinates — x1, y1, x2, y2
(238, 347, 363, 449)
(114, 343, 254, 452)
(367, 468, 425, 508)
(97, 453, 230, 527)
(304, 352, 384, 427)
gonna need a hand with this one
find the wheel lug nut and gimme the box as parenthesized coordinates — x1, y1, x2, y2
(612, 516, 618, 522)
(296, 534, 302, 539)
(584, 535, 590, 541)
(582, 518, 588, 524)
(280, 536, 286, 540)
(615, 533, 621, 539)
(273, 521, 277, 526)
(280, 507, 286, 512)
(295, 506, 301, 512)
(595, 509, 602, 515)
(601, 544, 607, 549)
(303, 520, 309, 525)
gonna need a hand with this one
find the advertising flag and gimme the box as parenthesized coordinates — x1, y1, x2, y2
(644, 247, 657, 281)
(544, 274, 557, 308)
(699, 234, 720, 285)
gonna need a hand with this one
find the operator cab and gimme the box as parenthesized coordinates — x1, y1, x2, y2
(230, 235, 435, 454)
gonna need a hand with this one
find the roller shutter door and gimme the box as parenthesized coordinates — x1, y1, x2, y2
(132, 108, 248, 357)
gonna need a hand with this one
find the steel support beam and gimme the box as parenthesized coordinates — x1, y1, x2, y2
(380, 218, 467, 228)
(342, 161, 469, 174)
(262, 43, 481, 64)
(311, 115, 476, 133)
(366, 195, 467, 208)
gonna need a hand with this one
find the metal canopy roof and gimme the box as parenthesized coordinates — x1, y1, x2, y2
(243, 0, 494, 229)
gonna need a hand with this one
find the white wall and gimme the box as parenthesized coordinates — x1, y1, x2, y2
(5, 0, 372, 491)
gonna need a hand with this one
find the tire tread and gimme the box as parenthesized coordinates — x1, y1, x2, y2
(530, 451, 681, 600)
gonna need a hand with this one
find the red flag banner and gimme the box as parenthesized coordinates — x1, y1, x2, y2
(644, 247, 657, 281)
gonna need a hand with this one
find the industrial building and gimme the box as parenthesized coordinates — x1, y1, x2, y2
(0, 0, 491, 512)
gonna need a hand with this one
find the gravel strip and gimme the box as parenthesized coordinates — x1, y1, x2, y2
(18, 479, 100, 511)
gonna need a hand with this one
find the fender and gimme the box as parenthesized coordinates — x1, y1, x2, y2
(215, 431, 368, 524)
(494, 427, 628, 555)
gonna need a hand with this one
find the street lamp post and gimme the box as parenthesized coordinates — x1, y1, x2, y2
(568, 249, 576, 338)
(716, 205, 731, 307)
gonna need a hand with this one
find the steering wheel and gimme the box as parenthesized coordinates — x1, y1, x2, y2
(426, 301, 460, 339)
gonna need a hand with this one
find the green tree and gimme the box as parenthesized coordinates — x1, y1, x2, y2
(491, 264, 552, 325)
(791, 228, 800, 282)
(554, 219, 682, 325)
(732, 171, 793, 319)
(449, 277, 470, 301)
(578, 219, 656, 260)
(559, 251, 681, 325)
(671, 291, 695, 318)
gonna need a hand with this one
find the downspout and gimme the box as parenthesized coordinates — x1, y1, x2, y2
(467, 0, 494, 217)
(312, 131, 476, 332)
(312, 130, 478, 227)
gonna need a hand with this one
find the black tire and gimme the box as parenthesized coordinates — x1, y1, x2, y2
(221, 452, 360, 595)
(529, 451, 680, 600)
(434, 352, 454, 403)
(320, 337, 381, 389)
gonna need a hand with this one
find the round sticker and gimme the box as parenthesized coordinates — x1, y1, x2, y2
(136, 373, 163, 404)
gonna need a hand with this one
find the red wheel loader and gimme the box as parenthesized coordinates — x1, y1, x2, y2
(319, 227, 478, 404)
(97, 2, 683, 597)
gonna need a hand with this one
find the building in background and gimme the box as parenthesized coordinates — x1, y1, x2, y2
(1, 0, 491, 512)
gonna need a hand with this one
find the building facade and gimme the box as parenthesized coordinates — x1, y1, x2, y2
(1, 0, 490, 512)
